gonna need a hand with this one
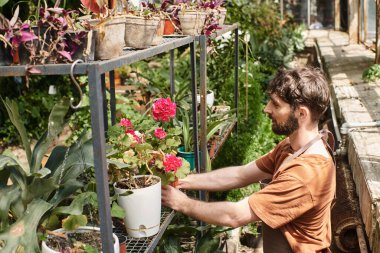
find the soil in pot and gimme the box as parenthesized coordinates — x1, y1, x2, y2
(115, 175, 160, 189)
(43, 227, 119, 253)
(45, 231, 102, 252)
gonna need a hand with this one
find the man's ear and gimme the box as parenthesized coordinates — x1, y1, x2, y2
(297, 106, 310, 121)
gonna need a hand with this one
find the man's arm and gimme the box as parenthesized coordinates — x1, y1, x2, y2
(162, 186, 260, 228)
(177, 161, 272, 191)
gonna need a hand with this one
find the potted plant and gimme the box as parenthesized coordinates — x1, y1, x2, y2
(0, 98, 97, 252)
(174, 0, 222, 36)
(177, 0, 208, 35)
(0, 6, 38, 65)
(160, 0, 181, 35)
(197, 89, 215, 108)
(123, 3, 161, 49)
(177, 107, 232, 171)
(41, 226, 120, 253)
(81, 0, 126, 60)
(107, 97, 190, 238)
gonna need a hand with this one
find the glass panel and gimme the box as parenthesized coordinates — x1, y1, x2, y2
(367, 0, 376, 43)
(283, 0, 334, 29)
(360, 0, 365, 42)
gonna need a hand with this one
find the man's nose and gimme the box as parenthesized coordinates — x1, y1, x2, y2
(263, 104, 270, 114)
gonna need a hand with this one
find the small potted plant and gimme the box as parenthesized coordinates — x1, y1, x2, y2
(81, 0, 126, 60)
(107, 97, 190, 238)
(123, 2, 161, 49)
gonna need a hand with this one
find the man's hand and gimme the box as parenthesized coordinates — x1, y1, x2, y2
(161, 185, 188, 211)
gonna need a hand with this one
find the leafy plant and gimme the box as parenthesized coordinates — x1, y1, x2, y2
(157, 223, 233, 253)
(0, 97, 95, 252)
(362, 64, 380, 82)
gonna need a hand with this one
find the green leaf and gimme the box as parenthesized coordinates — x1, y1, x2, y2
(62, 214, 88, 231)
(111, 202, 126, 218)
(53, 192, 97, 215)
(0, 0, 9, 7)
(1, 97, 32, 171)
(0, 199, 52, 253)
(0, 186, 20, 226)
(162, 234, 183, 253)
(30, 98, 70, 173)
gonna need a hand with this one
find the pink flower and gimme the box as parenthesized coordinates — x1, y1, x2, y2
(119, 118, 133, 129)
(154, 128, 167, 139)
(163, 154, 182, 173)
(152, 98, 176, 122)
(126, 130, 143, 143)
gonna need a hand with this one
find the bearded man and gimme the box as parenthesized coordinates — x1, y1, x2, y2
(162, 67, 336, 253)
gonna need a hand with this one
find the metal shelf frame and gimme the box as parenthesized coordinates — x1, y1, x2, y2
(0, 24, 239, 252)
(195, 24, 239, 178)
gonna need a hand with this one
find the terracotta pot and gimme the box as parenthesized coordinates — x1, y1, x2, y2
(163, 19, 178, 35)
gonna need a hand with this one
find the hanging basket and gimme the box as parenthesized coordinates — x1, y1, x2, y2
(178, 10, 207, 35)
(124, 15, 160, 49)
(114, 175, 161, 238)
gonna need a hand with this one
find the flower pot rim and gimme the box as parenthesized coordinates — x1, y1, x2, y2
(114, 175, 161, 190)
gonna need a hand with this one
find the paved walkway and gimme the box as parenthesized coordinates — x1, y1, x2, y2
(307, 30, 380, 253)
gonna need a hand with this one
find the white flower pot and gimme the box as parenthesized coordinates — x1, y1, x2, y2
(41, 226, 119, 253)
(197, 90, 215, 107)
(114, 175, 161, 238)
(178, 10, 207, 35)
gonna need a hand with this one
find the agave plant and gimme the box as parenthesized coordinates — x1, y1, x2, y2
(0, 97, 95, 252)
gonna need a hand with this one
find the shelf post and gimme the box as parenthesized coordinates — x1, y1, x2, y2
(190, 41, 200, 174)
(110, 70, 116, 126)
(101, 73, 108, 134)
(88, 65, 115, 253)
(234, 28, 239, 132)
(199, 35, 207, 204)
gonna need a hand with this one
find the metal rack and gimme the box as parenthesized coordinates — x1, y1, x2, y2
(0, 24, 239, 253)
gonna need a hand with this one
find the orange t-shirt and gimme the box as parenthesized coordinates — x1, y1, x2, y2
(248, 138, 336, 253)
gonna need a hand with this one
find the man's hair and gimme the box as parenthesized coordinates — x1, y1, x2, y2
(267, 67, 330, 122)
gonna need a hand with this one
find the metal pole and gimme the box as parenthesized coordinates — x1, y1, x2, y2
(101, 73, 108, 134)
(234, 28, 239, 132)
(88, 65, 114, 253)
(170, 49, 175, 96)
(190, 42, 200, 174)
(199, 35, 207, 177)
(109, 70, 116, 126)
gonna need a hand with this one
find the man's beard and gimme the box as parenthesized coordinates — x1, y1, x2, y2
(271, 112, 299, 136)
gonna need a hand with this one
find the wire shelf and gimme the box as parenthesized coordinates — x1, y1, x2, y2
(113, 209, 175, 253)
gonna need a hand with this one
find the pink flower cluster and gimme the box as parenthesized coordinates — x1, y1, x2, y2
(163, 154, 183, 173)
(119, 118, 143, 143)
(152, 98, 176, 122)
(154, 128, 167, 139)
(119, 118, 133, 129)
